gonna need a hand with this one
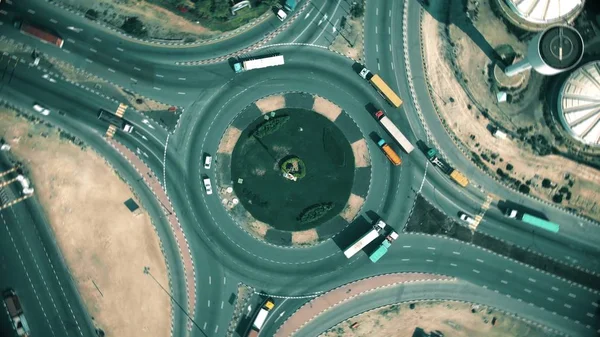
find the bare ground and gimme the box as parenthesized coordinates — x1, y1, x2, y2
(320, 301, 558, 337)
(256, 95, 286, 114)
(421, 0, 600, 220)
(340, 194, 364, 222)
(292, 229, 319, 246)
(56, 0, 219, 41)
(351, 139, 370, 168)
(217, 127, 242, 154)
(0, 109, 170, 337)
(329, 15, 365, 62)
(312, 96, 343, 121)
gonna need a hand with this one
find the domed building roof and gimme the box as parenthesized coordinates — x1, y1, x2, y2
(558, 61, 600, 146)
(505, 0, 585, 24)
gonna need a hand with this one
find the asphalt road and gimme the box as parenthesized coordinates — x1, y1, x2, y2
(1, 0, 600, 336)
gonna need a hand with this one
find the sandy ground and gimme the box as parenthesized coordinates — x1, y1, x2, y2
(329, 15, 365, 61)
(421, 0, 600, 220)
(0, 109, 170, 337)
(256, 95, 286, 114)
(351, 139, 369, 168)
(56, 0, 219, 40)
(320, 301, 558, 337)
(292, 229, 319, 246)
(312, 96, 343, 121)
(218, 127, 242, 154)
(340, 194, 364, 222)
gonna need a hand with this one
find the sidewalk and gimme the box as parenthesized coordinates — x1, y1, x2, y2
(109, 139, 197, 330)
(274, 272, 453, 336)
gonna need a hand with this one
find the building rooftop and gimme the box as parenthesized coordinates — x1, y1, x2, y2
(505, 0, 584, 24)
(558, 61, 600, 146)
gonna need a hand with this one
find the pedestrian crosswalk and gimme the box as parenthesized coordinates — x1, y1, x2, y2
(469, 194, 495, 231)
(105, 124, 117, 138)
(115, 103, 127, 117)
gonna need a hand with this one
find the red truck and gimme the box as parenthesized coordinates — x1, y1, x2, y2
(14, 20, 64, 48)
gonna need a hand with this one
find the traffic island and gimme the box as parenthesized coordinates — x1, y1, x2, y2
(213, 93, 372, 247)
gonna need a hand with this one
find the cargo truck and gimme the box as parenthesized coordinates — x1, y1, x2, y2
(234, 54, 285, 73)
(374, 110, 414, 153)
(343, 220, 386, 258)
(504, 209, 560, 233)
(247, 298, 275, 337)
(377, 138, 401, 166)
(425, 147, 469, 187)
(3, 289, 30, 337)
(369, 230, 399, 262)
(359, 67, 402, 107)
(97, 109, 134, 133)
(14, 20, 64, 48)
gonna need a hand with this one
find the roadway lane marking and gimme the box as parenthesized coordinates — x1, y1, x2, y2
(156, 74, 164, 78)
(568, 293, 576, 298)
(586, 312, 594, 318)
(112, 57, 119, 62)
(377, 62, 380, 71)
(505, 269, 512, 273)
(376, 44, 379, 52)
(389, 9, 392, 17)
(134, 67, 141, 71)
(49, 18, 58, 24)
(108, 68, 115, 73)
(376, 8, 378, 15)
(207, 300, 211, 307)
(426, 259, 433, 262)
(305, 8, 313, 19)
(528, 278, 536, 283)
(209, 276, 211, 285)
(214, 326, 219, 334)
(391, 62, 394, 70)
(85, 59, 93, 63)
(67, 38, 75, 43)
(592, 302, 599, 307)
(427, 247, 435, 250)
(472, 269, 480, 274)
(0, 10, 7, 15)
(332, 18, 339, 33)
(93, 37, 102, 42)
(90, 48, 97, 53)
(524, 288, 532, 293)
(63, 49, 71, 54)
(388, 27, 391, 34)
(224, 277, 227, 284)
(401, 258, 410, 261)
(551, 287, 559, 291)
(389, 44, 392, 51)
(116, 47, 124, 51)
(27, 9, 36, 14)
(476, 258, 484, 263)
(500, 280, 508, 284)
(450, 263, 457, 267)
(564, 304, 571, 309)
(547, 297, 554, 302)
(402, 245, 411, 248)
(203, 322, 207, 330)
(178, 77, 187, 80)
(153, 87, 161, 90)
(221, 301, 224, 309)
(452, 251, 460, 255)
(130, 78, 137, 82)
(375, 26, 378, 34)
(178, 92, 186, 95)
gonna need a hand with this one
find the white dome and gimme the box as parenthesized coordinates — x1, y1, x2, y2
(558, 61, 600, 146)
(506, 0, 584, 24)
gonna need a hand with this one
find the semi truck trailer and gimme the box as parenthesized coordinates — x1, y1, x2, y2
(97, 109, 134, 133)
(369, 230, 399, 262)
(247, 298, 275, 337)
(15, 21, 64, 48)
(3, 289, 30, 337)
(374, 110, 414, 153)
(234, 54, 284, 73)
(504, 209, 560, 233)
(343, 220, 386, 258)
(425, 147, 469, 187)
(377, 138, 401, 166)
(359, 67, 403, 107)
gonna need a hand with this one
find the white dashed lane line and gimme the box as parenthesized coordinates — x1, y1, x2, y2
(49, 18, 58, 24)
(401, 258, 410, 261)
(220, 301, 224, 309)
(134, 67, 141, 71)
(528, 278, 536, 283)
(375, 26, 378, 34)
(592, 302, 599, 307)
(224, 277, 226, 285)
(476, 258, 484, 263)
(207, 300, 211, 307)
(452, 251, 460, 255)
(27, 9, 35, 14)
(66, 38, 75, 43)
(547, 297, 554, 302)
(178, 92, 186, 95)
(108, 68, 115, 73)
(156, 74, 164, 78)
(524, 288, 532, 293)
(89, 48, 97, 53)
(203, 322, 207, 330)
(472, 269, 480, 274)
(568, 293, 576, 298)
(402, 245, 411, 248)
(564, 304, 572, 308)
(153, 87, 161, 91)
(500, 280, 508, 284)
(112, 58, 119, 62)
(178, 77, 186, 80)
(505, 269, 513, 273)
(116, 47, 124, 51)
(93, 37, 102, 42)
(85, 59, 92, 63)
(209, 276, 211, 285)
(425, 259, 433, 262)
(130, 78, 137, 82)
(427, 247, 435, 250)
(586, 313, 594, 318)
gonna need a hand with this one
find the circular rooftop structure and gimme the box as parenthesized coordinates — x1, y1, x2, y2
(558, 61, 600, 146)
(538, 25, 584, 70)
(505, 0, 585, 24)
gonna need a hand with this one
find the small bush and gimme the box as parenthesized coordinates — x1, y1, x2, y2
(121, 17, 147, 37)
(542, 178, 552, 188)
(297, 202, 334, 224)
(253, 115, 290, 138)
(506, 163, 513, 171)
(552, 194, 563, 203)
(519, 184, 530, 194)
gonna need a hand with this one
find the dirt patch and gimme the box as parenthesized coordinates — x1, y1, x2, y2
(340, 194, 364, 222)
(218, 127, 242, 154)
(255, 95, 286, 114)
(247, 218, 269, 236)
(291, 229, 319, 246)
(329, 14, 365, 61)
(320, 301, 558, 337)
(312, 96, 343, 122)
(421, 0, 600, 221)
(351, 139, 369, 168)
(0, 109, 170, 337)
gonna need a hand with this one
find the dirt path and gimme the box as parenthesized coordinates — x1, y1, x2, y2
(0, 109, 170, 337)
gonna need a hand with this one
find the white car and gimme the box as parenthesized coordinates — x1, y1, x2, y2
(276, 9, 287, 21)
(459, 212, 475, 225)
(33, 104, 50, 116)
(203, 178, 213, 195)
(204, 155, 212, 169)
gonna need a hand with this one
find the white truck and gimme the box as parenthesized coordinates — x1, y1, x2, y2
(343, 220, 386, 258)
(234, 54, 285, 73)
(3, 289, 30, 337)
(247, 298, 275, 337)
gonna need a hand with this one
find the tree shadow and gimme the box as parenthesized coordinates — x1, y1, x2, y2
(418, 0, 505, 69)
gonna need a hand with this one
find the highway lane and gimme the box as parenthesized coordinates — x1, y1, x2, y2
(0, 155, 96, 337)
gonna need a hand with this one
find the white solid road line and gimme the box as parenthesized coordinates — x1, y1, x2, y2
(291, 0, 329, 43)
(311, 0, 342, 43)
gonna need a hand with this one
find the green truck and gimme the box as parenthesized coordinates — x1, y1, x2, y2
(369, 229, 399, 262)
(504, 208, 560, 233)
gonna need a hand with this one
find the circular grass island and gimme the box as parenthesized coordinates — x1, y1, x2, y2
(231, 108, 355, 232)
